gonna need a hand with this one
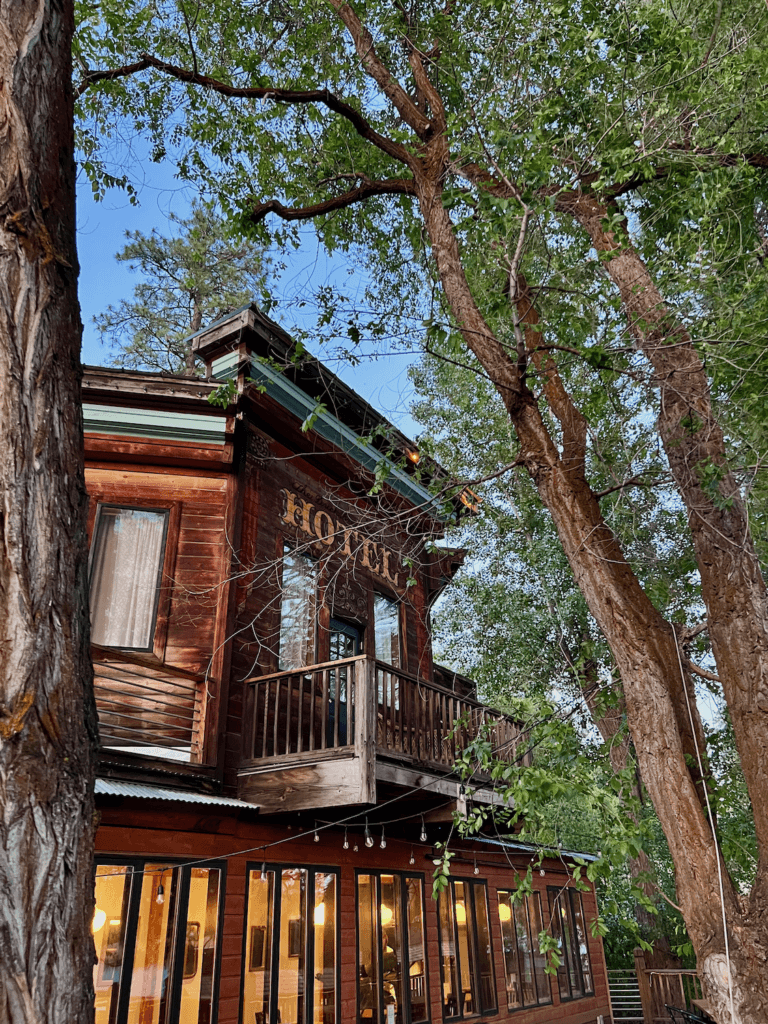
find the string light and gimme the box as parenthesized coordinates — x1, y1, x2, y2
(473, 857, 479, 876)
(156, 883, 165, 906)
(365, 818, 374, 848)
(409, 849, 415, 866)
(260, 863, 267, 882)
(420, 815, 427, 843)
(343, 828, 349, 851)
(539, 869, 545, 877)
(354, 842, 359, 852)
(314, 822, 320, 843)
(380, 827, 387, 850)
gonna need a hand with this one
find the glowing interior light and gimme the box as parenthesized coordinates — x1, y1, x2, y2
(380, 904, 394, 926)
(498, 903, 512, 923)
(314, 903, 325, 927)
(91, 908, 107, 934)
(455, 902, 467, 924)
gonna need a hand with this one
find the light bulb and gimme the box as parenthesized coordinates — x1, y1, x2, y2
(314, 823, 320, 843)
(343, 829, 349, 850)
(539, 868, 545, 877)
(420, 816, 427, 843)
(364, 818, 374, 848)
(156, 884, 165, 905)
(473, 859, 479, 875)
(354, 843, 359, 852)
(409, 849, 415, 866)
(499, 903, 511, 923)
(314, 903, 325, 926)
(381, 904, 393, 926)
(260, 863, 267, 882)
(380, 828, 386, 850)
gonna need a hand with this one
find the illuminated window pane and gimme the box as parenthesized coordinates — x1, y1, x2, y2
(93, 865, 132, 1024)
(245, 865, 338, 1024)
(356, 872, 428, 1024)
(547, 887, 593, 1001)
(126, 865, 179, 1024)
(179, 868, 221, 1024)
(405, 878, 428, 1023)
(243, 870, 275, 1023)
(497, 892, 521, 1010)
(313, 873, 337, 1024)
(358, 875, 379, 1024)
(438, 879, 496, 1018)
(90, 507, 168, 649)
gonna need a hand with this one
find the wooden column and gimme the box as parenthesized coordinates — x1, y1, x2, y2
(634, 947, 654, 1024)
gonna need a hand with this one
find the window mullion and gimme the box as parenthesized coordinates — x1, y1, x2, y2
(166, 866, 191, 1024)
(270, 874, 283, 1024)
(114, 863, 142, 1024)
(376, 875, 386, 1024)
(306, 870, 315, 1024)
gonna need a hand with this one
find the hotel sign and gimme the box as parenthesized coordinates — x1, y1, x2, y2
(281, 489, 404, 589)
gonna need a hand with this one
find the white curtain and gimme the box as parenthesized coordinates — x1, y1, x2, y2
(90, 508, 167, 648)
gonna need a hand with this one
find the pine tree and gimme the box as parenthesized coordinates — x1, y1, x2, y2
(95, 201, 271, 373)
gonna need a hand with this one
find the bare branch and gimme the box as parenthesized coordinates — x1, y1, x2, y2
(686, 659, 721, 685)
(249, 177, 416, 225)
(594, 474, 669, 499)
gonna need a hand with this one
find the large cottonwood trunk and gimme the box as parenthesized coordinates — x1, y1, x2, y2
(409, 133, 768, 1022)
(0, 1, 98, 1021)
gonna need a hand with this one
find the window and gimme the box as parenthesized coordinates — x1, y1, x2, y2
(243, 865, 339, 1024)
(93, 858, 224, 1024)
(373, 594, 401, 669)
(496, 891, 551, 1010)
(89, 505, 169, 649)
(279, 546, 317, 670)
(357, 872, 429, 1024)
(437, 880, 496, 1019)
(546, 888, 594, 1001)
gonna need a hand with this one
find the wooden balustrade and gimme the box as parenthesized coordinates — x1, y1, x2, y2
(248, 655, 365, 760)
(93, 646, 205, 763)
(244, 656, 527, 774)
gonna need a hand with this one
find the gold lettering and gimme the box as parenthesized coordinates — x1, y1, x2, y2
(313, 509, 335, 546)
(281, 490, 313, 536)
(383, 550, 402, 588)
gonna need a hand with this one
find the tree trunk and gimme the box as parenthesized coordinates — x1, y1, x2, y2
(408, 132, 766, 1021)
(0, 0, 98, 1021)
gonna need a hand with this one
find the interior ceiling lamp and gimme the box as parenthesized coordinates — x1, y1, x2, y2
(455, 901, 467, 924)
(380, 904, 394, 926)
(92, 908, 107, 934)
(498, 903, 512, 923)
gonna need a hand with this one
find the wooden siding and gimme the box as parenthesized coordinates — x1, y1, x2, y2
(95, 805, 611, 1024)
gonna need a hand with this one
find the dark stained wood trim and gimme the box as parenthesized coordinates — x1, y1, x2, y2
(85, 432, 234, 467)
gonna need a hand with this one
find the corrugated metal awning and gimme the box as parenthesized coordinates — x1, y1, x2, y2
(477, 836, 597, 862)
(95, 778, 259, 811)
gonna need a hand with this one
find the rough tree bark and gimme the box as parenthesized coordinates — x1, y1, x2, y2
(0, 0, 98, 1021)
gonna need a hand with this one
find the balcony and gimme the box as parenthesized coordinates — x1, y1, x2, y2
(237, 655, 528, 813)
(93, 646, 207, 765)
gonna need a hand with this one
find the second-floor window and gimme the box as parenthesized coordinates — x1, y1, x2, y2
(279, 545, 317, 670)
(373, 594, 401, 669)
(89, 505, 169, 650)
(438, 879, 496, 1019)
(496, 890, 551, 1010)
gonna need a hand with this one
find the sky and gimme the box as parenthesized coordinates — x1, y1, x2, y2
(75, 162, 423, 439)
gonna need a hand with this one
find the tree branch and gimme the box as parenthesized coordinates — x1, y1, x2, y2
(686, 659, 721, 684)
(327, 0, 433, 138)
(77, 53, 410, 165)
(248, 177, 416, 225)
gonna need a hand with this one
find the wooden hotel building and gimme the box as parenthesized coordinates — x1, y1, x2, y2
(86, 304, 612, 1024)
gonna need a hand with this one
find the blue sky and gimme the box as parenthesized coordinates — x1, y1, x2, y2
(76, 166, 422, 438)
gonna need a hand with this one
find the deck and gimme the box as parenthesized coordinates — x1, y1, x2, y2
(237, 655, 529, 812)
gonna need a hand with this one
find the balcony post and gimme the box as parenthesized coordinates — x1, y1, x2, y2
(357, 656, 377, 803)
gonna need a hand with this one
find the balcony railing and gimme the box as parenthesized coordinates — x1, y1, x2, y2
(243, 655, 528, 775)
(93, 646, 206, 763)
